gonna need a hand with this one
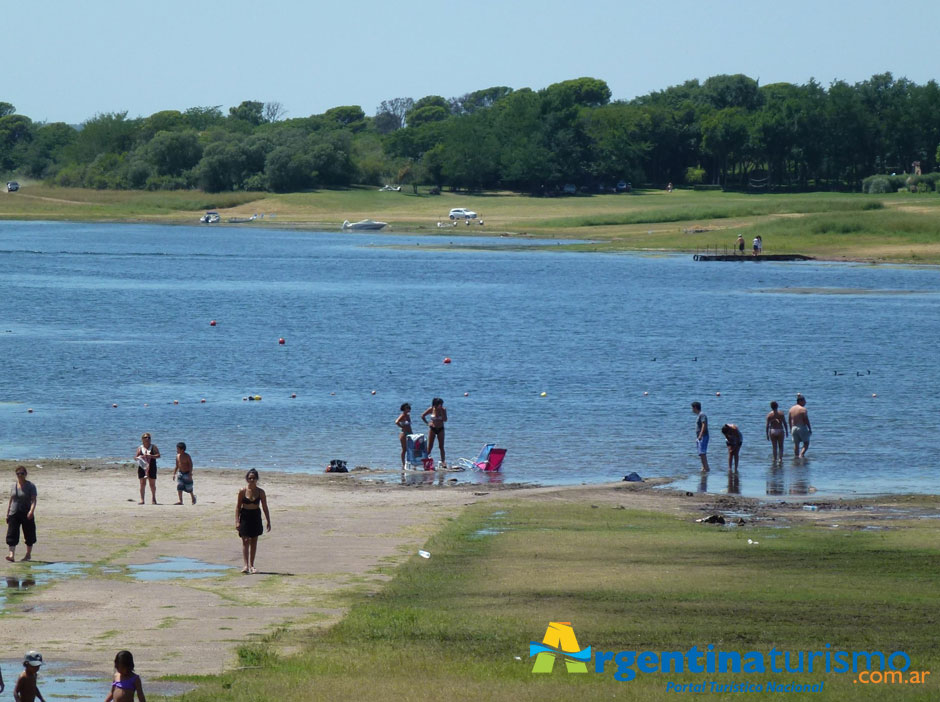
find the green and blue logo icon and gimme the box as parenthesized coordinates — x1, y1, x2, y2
(529, 622, 591, 674)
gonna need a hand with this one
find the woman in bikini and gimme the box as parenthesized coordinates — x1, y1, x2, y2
(765, 401, 789, 462)
(396, 403, 413, 469)
(421, 397, 448, 468)
(235, 469, 271, 574)
(105, 650, 146, 702)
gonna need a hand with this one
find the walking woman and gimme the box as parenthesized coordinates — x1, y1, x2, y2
(396, 403, 413, 469)
(235, 469, 271, 574)
(765, 401, 789, 461)
(6, 466, 37, 562)
(421, 397, 448, 467)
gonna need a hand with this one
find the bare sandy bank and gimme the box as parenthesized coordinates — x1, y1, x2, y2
(1, 459, 934, 682)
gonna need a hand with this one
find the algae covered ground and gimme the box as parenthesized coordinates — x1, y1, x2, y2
(3, 184, 940, 263)
(177, 499, 939, 701)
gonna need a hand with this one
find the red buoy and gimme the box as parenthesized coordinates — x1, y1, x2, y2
(200, 398, 206, 403)
(279, 338, 285, 345)
(210, 320, 217, 326)
(443, 357, 452, 364)
(290, 393, 297, 398)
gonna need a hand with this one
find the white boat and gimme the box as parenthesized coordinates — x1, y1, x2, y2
(342, 219, 388, 231)
(200, 211, 221, 224)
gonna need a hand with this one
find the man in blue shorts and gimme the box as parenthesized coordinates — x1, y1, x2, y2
(691, 401, 710, 472)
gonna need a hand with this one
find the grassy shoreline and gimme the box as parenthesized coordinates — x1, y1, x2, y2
(176, 494, 940, 701)
(4, 185, 940, 263)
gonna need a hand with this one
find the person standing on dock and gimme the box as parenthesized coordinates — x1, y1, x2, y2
(736, 234, 745, 255)
(789, 393, 812, 457)
(752, 236, 760, 256)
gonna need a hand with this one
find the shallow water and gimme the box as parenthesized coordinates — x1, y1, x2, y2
(126, 556, 230, 581)
(1, 220, 939, 497)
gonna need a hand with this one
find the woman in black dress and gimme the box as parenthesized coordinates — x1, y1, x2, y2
(235, 469, 270, 574)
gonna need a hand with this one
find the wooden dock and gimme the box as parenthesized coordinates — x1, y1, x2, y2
(693, 254, 814, 262)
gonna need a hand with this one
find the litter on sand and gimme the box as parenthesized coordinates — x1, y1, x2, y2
(418, 550, 430, 559)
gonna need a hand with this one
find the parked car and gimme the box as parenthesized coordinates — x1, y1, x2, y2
(562, 183, 577, 195)
(6, 181, 19, 192)
(449, 208, 477, 220)
(616, 181, 631, 193)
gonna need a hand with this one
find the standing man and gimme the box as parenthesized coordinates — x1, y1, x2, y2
(789, 393, 812, 457)
(736, 234, 745, 255)
(691, 402, 710, 472)
(173, 442, 196, 505)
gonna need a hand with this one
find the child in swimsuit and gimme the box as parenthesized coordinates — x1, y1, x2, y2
(105, 650, 145, 702)
(14, 651, 44, 702)
(396, 403, 413, 469)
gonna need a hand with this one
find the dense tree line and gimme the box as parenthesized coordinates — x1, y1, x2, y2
(2, 72, 939, 194)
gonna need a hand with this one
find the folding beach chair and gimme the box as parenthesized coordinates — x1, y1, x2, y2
(456, 443, 507, 472)
(404, 433, 434, 471)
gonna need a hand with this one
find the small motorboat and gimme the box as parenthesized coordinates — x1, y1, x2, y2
(342, 219, 388, 231)
(200, 211, 221, 224)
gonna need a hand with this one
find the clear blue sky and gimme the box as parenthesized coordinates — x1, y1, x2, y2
(7, 1, 938, 124)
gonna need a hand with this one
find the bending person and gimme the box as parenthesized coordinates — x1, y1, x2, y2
(721, 424, 743, 472)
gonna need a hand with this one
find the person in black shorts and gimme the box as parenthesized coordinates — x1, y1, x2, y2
(134, 433, 160, 505)
(235, 469, 271, 574)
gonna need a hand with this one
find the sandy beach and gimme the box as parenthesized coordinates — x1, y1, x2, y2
(1, 459, 936, 683)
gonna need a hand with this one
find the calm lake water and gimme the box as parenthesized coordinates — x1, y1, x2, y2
(1, 220, 938, 497)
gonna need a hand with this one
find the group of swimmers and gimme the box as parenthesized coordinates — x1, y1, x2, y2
(0, 649, 145, 702)
(395, 398, 448, 469)
(692, 393, 813, 472)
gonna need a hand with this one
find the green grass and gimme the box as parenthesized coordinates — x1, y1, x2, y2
(4, 185, 940, 262)
(174, 503, 940, 701)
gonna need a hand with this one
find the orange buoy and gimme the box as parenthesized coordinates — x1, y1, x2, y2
(443, 357, 452, 364)
(210, 320, 217, 326)
(278, 338, 285, 345)
(200, 398, 206, 403)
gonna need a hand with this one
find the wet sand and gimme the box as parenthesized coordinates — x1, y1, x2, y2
(1, 459, 935, 681)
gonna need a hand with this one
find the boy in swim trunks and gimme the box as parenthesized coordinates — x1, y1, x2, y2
(691, 402, 710, 472)
(788, 393, 812, 457)
(14, 651, 44, 702)
(172, 442, 196, 505)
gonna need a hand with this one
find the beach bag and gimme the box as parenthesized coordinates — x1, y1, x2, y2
(326, 459, 348, 473)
